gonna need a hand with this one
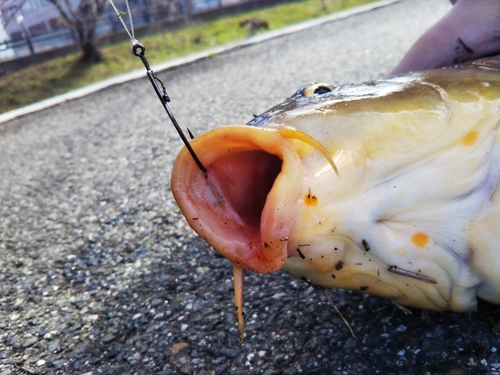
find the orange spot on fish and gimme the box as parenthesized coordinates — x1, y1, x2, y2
(411, 232, 429, 248)
(461, 130, 478, 146)
(305, 188, 318, 206)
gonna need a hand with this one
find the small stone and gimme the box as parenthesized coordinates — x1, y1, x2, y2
(215, 364, 228, 374)
(52, 359, 65, 369)
(274, 353, 286, 364)
(151, 298, 163, 307)
(101, 333, 115, 343)
(9, 313, 20, 321)
(48, 340, 59, 352)
(23, 337, 38, 348)
(196, 267, 209, 274)
(212, 357, 225, 365)
(36, 359, 46, 366)
(132, 313, 142, 320)
(271, 293, 286, 299)
(107, 346, 121, 359)
(343, 338, 357, 349)
(179, 366, 194, 375)
(127, 352, 140, 365)
(304, 336, 318, 351)
(172, 342, 190, 356)
(220, 348, 240, 358)
(396, 325, 407, 332)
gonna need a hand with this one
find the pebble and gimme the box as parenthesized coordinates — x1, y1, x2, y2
(215, 364, 229, 374)
(9, 314, 20, 321)
(52, 360, 66, 369)
(220, 348, 240, 358)
(101, 333, 116, 343)
(127, 353, 141, 365)
(343, 338, 357, 349)
(396, 325, 407, 332)
(23, 337, 38, 348)
(151, 298, 163, 307)
(48, 340, 59, 352)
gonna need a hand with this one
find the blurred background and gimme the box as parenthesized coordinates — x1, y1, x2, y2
(0, 0, 371, 114)
(0, 0, 252, 62)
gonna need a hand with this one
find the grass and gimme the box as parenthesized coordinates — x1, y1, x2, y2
(0, 0, 378, 114)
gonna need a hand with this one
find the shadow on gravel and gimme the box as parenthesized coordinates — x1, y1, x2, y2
(35, 233, 500, 375)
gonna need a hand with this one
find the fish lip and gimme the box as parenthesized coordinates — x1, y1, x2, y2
(171, 125, 304, 274)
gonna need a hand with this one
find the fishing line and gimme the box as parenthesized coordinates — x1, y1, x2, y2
(107, 0, 207, 173)
(315, 286, 356, 339)
(108, 0, 136, 43)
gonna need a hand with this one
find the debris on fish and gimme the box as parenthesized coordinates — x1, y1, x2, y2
(171, 57, 500, 338)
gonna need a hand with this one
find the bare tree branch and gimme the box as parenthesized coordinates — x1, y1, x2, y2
(47, 0, 109, 63)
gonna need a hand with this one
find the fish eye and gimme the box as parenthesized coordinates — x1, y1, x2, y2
(313, 86, 332, 95)
(302, 83, 335, 97)
(288, 83, 335, 100)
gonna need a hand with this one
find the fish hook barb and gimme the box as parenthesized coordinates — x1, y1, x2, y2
(132, 43, 207, 174)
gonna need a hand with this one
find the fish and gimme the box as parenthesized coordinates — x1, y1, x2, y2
(171, 56, 500, 339)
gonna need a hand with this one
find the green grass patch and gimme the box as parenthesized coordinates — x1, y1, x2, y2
(0, 0, 377, 114)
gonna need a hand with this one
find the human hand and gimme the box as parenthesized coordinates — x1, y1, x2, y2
(391, 0, 500, 75)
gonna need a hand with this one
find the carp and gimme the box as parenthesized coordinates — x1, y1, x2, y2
(171, 57, 500, 338)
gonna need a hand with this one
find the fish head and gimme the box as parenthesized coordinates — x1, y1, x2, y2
(171, 124, 321, 274)
(172, 63, 500, 313)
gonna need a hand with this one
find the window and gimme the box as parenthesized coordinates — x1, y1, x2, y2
(10, 31, 23, 41)
(28, 21, 47, 36)
(49, 17, 63, 31)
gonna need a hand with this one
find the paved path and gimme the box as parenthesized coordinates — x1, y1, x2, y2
(3, 1, 500, 374)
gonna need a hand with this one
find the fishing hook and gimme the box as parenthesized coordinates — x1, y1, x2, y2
(132, 43, 207, 174)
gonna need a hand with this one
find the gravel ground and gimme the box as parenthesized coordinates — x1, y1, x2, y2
(2, 0, 500, 374)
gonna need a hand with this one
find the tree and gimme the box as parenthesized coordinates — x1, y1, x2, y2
(47, 0, 108, 63)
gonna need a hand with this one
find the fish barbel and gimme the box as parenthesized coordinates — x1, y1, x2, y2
(171, 57, 500, 337)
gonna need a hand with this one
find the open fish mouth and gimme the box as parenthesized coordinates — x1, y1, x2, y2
(171, 125, 335, 274)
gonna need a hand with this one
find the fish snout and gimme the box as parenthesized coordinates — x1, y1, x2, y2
(171, 125, 308, 274)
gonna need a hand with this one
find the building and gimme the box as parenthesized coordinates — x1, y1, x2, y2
(0, 0, 71, 40)
(0, 0, 82, 57)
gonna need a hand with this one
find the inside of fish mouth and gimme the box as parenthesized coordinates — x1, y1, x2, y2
(207, 150, 282, 228)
